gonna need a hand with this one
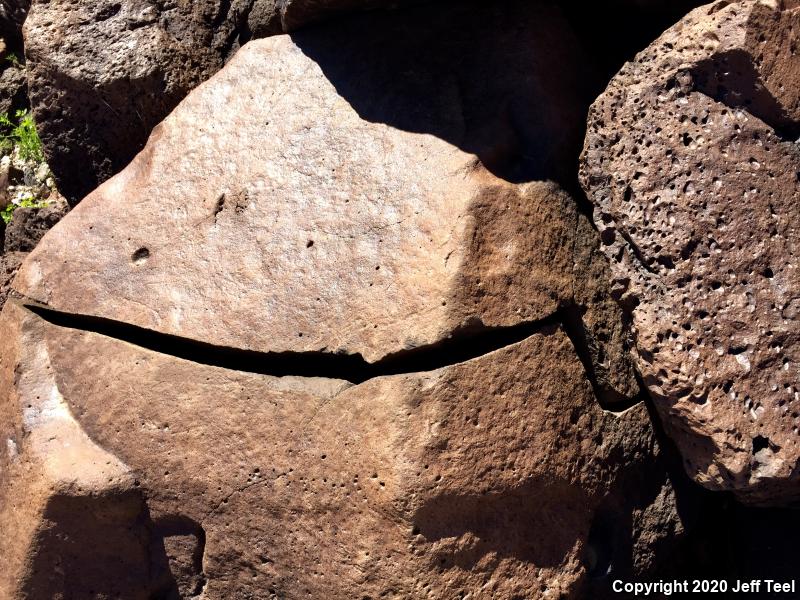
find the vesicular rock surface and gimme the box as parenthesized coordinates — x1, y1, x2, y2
(0, 301, 678, 598)
(0, 3, 686, 597)
(580, 0, 800, 505)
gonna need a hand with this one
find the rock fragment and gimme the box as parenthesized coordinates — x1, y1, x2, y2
(580, 0, 800, 505)
(0, 301, 682, 598)
(3, 191, 68, 253)
(0, 249, 23, 307)
(25, 0, 457, 203)
(17, 2, 626, 383)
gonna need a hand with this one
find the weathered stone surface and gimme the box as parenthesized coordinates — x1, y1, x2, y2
(0, 300, 683, 598)
(23, 0, 279, 203)
(0, 249, 23, 308)
(580, 0, 800, 505)
(0, 3, 689, 594)
(3, 191, 68, 253)
(24, 0, 448, 204)
(0, 59, 26, 116)
(573, 215, 641, 406)
(0, 302, 165, 599)
(16, 3, 638, 405)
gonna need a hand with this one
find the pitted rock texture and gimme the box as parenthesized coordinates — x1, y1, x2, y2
(0, 301, 683, 598)
(0, 4, 689, 595)
(16, 3, 639, 404)
(23, 0, 277, 204)
(580, 0, 800, 505)
(24, 0, 436, 204)
(0, 58, 26, 116)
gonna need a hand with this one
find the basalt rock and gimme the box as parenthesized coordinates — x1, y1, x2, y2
(24, 0, 436, 204)
(16, 1, 637, 404)
(23, 0, 273, 204)
(0, 301, 684, 598)
(3, 191, 68, 253)
(0, 59, 26, 116)
(0, 249, 22, 308)
(0, 5, 687, 596)
(580, 0, 800, 505)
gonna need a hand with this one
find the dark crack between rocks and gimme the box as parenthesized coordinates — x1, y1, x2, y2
(17, 299, 637, 412)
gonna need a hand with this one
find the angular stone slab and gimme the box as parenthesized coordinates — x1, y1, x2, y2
(16, 12, 633, 397)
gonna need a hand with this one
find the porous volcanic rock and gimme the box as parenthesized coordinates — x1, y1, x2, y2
(23, 0, 281, 204)
(580, 0, 800, 505)
(0, 58, 26, 116)
(0, 4, 689, 595)
(0, 249, 23, 308)
(3, 192, 68, 253)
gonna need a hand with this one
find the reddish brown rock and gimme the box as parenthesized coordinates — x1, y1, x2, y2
(580, 0, 800, 505)
(0, 300, 681, 598)
(0, 6, 688, 595)
(3, 192, 69, 253)
(16, 5, 637, 403)
(0, 249, 23, 308)
(25, 0, 500, 204)
(23, 0, 281, 203)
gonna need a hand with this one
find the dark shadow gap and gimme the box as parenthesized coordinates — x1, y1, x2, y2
(22, 300, 562, 384)
(290, 0, 598, 189)
(23, 299, 641, 413)
(560, 302, 644, 412)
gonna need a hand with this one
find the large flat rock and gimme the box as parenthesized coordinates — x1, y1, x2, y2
(16, 11, 631, 391)
(24, 0, 591, 203)
(0, 301, 683, 598)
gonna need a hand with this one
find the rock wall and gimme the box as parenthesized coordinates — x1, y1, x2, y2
(0, 0, 798, 597)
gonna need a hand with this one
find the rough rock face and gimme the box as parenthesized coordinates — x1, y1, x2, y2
(0, 5, 687, 596)
(24, 0, 435, 204)
(580, 0, 800, 505)
(0, 301, 679, 598)
(3, 192, 68, 253)
(0, 249, 22, 307)
(0, 196, 68, 310)
(17, 0, 637, 404)
(23, 0, 274, 204)
(0, 58, 26, 116)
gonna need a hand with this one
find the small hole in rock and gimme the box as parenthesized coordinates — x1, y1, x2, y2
(132, 247, 150, 264)
(752, 435, 771, 454)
